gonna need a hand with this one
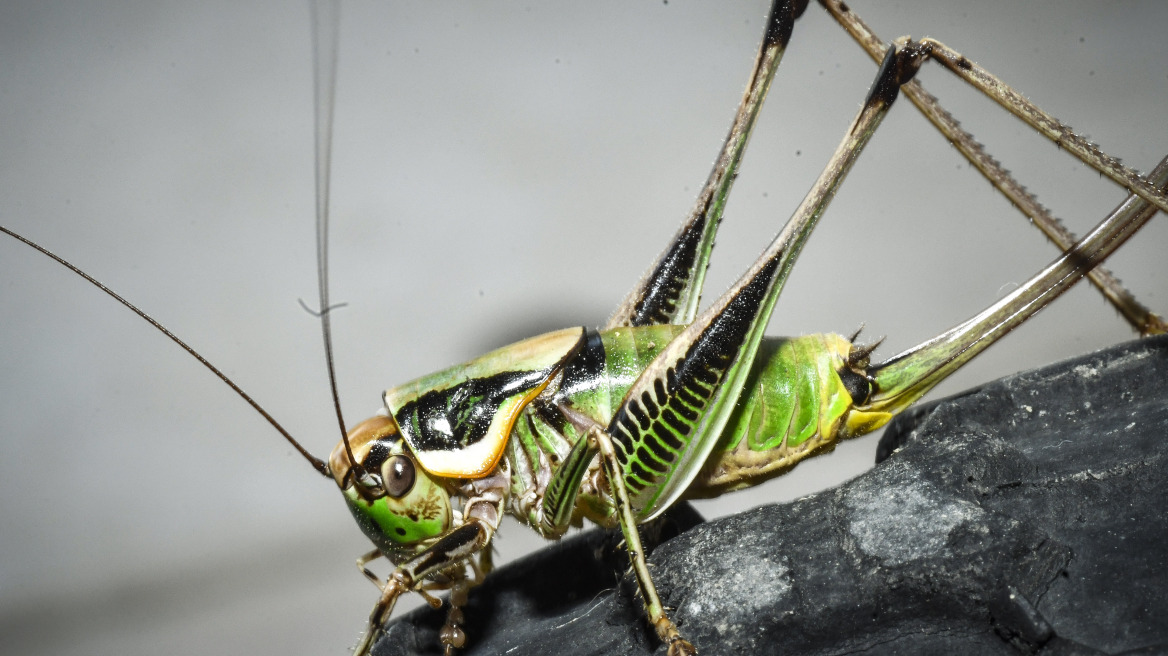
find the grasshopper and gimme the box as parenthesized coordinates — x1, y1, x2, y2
(0, 1, 1164, 655)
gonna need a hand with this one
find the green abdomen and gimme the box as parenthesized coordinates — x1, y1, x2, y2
(690, 333, 856, 495)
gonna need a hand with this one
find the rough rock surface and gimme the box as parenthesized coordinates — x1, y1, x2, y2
(374, 336, 1168, 656)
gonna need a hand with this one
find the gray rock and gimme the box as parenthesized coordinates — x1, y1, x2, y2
(375, 336, 1168, 655)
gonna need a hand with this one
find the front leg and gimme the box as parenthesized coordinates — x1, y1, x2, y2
(352, 520, 495, 656)
(440, 549, 493, 656)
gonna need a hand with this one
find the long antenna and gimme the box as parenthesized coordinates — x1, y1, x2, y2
(311, 0, 369, 486)
(0, 2, 361, 481)
(0, 225, 331, 477)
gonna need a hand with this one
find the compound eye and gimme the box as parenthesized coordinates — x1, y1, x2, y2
(381, 454, 416, 498)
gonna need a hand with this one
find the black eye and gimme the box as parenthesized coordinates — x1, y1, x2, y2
(381, 455, 415, 498)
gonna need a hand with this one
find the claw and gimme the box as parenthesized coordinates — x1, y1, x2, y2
(654, 617, 696, 656)
(353, 571, 411, 656)
(667, 637, 698, 656)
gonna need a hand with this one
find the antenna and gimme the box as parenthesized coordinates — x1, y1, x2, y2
(0, 225, 331, 477)
(311, 0, 376, 491)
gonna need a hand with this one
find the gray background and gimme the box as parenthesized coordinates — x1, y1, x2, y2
(1, 2, 1164, 654)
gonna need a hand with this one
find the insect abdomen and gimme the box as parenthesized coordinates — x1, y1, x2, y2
(688, 333, 858, 495)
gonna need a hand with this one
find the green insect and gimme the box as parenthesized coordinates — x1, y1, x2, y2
(1, 2, 1164, 656)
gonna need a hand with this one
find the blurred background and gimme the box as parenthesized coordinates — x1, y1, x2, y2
(1, 1, 1165, 654)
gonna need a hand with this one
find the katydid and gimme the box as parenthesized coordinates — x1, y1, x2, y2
(0, 2, 1164, 656)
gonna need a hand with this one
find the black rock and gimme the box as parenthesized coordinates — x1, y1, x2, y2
(375, 336, 1168, 656)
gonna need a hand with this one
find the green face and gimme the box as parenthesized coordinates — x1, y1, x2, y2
(342, 437, 452, 554)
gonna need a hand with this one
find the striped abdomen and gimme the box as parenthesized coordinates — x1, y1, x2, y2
(689, 333, 861, 496)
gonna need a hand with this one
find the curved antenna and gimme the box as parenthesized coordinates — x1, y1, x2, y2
(0, 225, 331, 477)
(311, 0, 372, 488)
